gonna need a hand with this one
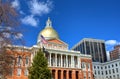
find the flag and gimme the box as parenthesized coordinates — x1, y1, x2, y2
(40, 35, 47, 44)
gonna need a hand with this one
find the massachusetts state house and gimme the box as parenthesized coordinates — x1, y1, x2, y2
(7, 18, 94, 79)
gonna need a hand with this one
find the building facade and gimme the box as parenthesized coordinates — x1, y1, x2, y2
(72, 38, 107, 63)
(6, 18, 94, 79)
(110, 45, 120, 60)
(6, 46, 31, 79)
(92, 59, 120, 79)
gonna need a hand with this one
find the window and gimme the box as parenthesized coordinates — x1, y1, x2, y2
(112, 69, 115, 73)
(95, 70, 96, 75)
(101, 67, 103, 69)
(84, 77, 86, 79)
(26, 56, 29, 65)
(98, 71, 100, 75)
(116, 68, 118, 73)
(110, 76, 112, 79)
(87, 63, 90, 69)
(113, 75, 115, 78)
(112, 64, 114, 67)
(115, 63, 118, 67)
(18, 56, 22, 66)
(101, 71, 103, 75)
(84, 72, 86, 79)
(105, 66, 107, 69)
(117, 74, 119, 79)
(108, 65, 110, 68)
(94, 66, 96, 69)
(97, 66, 99, 69)
(82, 63, 85, 68)
(109, 70, 111, 74)
(17, 68, 21, 76)
(106, 71, 108, 75)
(24, 69, 28, 76)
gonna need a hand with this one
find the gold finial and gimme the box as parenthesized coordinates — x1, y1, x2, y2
(46, 17, 52, 28)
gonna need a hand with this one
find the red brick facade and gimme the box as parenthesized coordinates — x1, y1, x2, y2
(6, 50, 93, 79)
(110, 45, 120, 60)
(6, 49, 31, 79)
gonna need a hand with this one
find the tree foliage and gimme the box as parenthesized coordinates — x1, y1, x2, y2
(0, 0, 22, 78)
(28, 49, 51, 79)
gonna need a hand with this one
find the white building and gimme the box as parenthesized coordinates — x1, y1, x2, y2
(93, 59, 120, 79)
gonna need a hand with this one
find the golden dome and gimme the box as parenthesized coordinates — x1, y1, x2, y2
(37, 17, 59, 42)
(40, 26, 59, 39)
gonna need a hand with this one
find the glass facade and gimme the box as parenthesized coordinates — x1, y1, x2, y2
(72, 39, 107, 63)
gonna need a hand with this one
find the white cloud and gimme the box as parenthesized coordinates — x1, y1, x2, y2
(20, 11, 25, 15)
(11, 0, 20, 9)
(105, 40, 120, 51)
(29, 0, 52, 16)
(15, 33, 23, 39)
(2, 33, 10, 38)
(105, 40, 117, 45)
(21, 15, 38, 27)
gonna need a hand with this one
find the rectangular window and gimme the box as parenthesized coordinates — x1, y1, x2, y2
(82, 62, 85, 68)
(117, 74, 119, 79)
(84, 72, 86, 79)
(26, 57, 29, 65)
(101, 71, 103, 75)
(94, 66, 96, 69)
(24, 69, 28, 76)
(105, 66, 107, 69)
(106, 71, 108, 75)
(87, 63, 90, 69)
(109, 70, 111, 74)
(112, 69, 115, 73)
(94, 70, 96, 75)
(116, 68, 118, 73)
(18, 56, 22, 66)
(17, 68, 21, 76)
(98, 71, 100, 75)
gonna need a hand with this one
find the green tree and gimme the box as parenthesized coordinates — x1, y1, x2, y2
(28, 49, 51, 79)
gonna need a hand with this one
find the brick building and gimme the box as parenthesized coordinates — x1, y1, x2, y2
(110, 45, 120, 60)
(6, 18, 94, 79)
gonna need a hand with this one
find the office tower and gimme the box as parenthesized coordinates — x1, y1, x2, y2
(72, 38, 107, 63)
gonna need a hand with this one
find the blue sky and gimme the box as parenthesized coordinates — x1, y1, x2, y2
(11, 0, 120, 51)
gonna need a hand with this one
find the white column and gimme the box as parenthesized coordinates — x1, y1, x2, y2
(70, 56, 75, 68)
(72, 56, 75, 68)
(77, 56, 80, 68)
(66, 55, 68, 68)
(55, 54, 57, 67)
(71, 56, 73, 68)
(50, 53, 51, 66)
(61, 54, 63, 67)
(59, 55, 60, 67)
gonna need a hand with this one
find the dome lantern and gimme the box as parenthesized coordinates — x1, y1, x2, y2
(46, 17, 52, 27)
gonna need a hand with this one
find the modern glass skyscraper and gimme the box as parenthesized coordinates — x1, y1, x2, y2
(72, 38, 107, 63)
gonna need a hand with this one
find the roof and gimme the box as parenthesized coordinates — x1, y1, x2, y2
(48, 38, 67, 45)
